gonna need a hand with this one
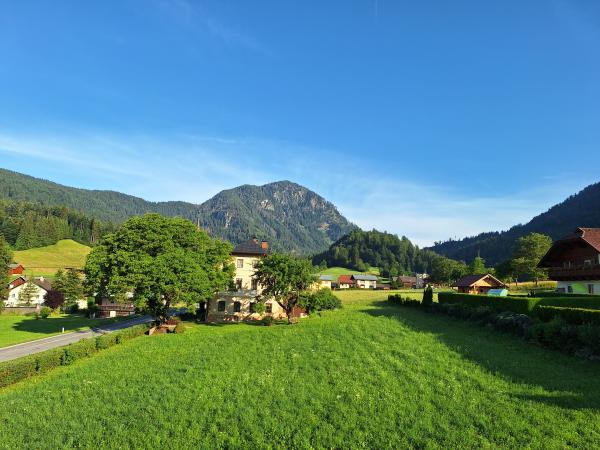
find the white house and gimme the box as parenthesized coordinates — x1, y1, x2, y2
(5, 277, 52, 307)
(352, 274, 378, 289)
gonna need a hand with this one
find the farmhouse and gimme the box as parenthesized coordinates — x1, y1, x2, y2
(538, 227, 600, 295)
(452, 274, 506, 295)
(396, 276, 417, 289)
(337, 275, 355, 289)
(205, 238, 289, 322)
(318, 275, 333, 289)
(5, 276, 51, 307)
(352, 274, 378, 289)
(8, 264, 25, 276)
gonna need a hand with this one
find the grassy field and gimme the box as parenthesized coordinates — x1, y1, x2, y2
(1, 292, 599, 448)
(13, 239, 91, 277)
(319, 266, 379, 277)
(0, 315, 119, 348)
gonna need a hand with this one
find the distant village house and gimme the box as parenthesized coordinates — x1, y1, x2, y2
(452, 274, 506, 295)
(5, 276, 51, 307)
(8, 264, 25, 276)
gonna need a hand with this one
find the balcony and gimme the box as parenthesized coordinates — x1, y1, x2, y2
(547, 263, 600, 281)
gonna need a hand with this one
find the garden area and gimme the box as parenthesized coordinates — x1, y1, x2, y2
(0, 293, 599, 448)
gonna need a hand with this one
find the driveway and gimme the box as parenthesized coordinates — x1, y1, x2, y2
(0, 315, 154, 363)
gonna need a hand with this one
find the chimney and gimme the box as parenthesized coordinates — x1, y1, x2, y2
(261, 241, 269, 251)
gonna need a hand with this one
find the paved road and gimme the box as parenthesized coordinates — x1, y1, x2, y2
(0, 316, 154, 363)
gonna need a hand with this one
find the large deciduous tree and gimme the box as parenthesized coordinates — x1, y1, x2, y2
(253, 254, 317, 324)
(84, 214, 234, 323)
(511, 233, 552, 285)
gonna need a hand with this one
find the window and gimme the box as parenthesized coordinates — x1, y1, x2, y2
(251, 279, 258, 291)
(584, 260, 593, 268)
(567, 285, 573, 294)
(217, 301, 226, 312)
(589, 284, 595, 295)
(237, 259, 244, 269)
(235, 278, 243, 290)
(233, 301, 241, 313)
(249, 302, 257, 313)
(265, 303, 273, 314)
(252, 260, 259, 268)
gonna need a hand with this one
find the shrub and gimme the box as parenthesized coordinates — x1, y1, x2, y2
(174, 323, 186, 334)
(300, 289, 342, 314)
(422, 286, 434, 306)
(535, 306, 600, 325)
(43, 290, 65, 310)
(438, 293, 540, 314)
(388, 295, 421, 308)
(261, 316, 274, 326)
(0, 356, 38, 388)
(34, 348, 64, 374)
(492, 312, 533, 335)
(578, 325, 600, 354)
(538, 296, 600, 311)
(165, 317, 181, 326)
(37, 306, 52, 319)
(96, 333, 118, 350)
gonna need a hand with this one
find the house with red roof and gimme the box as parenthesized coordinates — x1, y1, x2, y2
(538, 227, 600, 295)
(337, 275, 355, 290)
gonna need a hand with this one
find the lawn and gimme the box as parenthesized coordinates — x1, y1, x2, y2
(13, 239, 91, 277)
(0, 314, 119, 348)
(0, 294, 599, 448)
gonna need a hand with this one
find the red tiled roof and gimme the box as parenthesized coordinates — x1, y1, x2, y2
(538, 227, 600, 268)
(338, 275, 355, 284)
(578, 228, 600, 252)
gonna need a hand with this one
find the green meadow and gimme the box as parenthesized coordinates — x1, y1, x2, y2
(0, 293, 599, 448)
(13, 239, 91, 277)
(0, 315, 120, 348)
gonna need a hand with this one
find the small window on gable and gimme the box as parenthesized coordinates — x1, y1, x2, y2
(233, 301, 241, 313)
(217, 301, 226, 312)
(265, 303, 273, 314)
(237, 259, 244, 269)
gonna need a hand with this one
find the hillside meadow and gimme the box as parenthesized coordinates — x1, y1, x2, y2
(1, 291, 599, 448)
(13, 239, 91, 277)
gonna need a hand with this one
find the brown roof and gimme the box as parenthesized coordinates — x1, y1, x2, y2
(232, 238, 269, 256)
(397, 276, 417, 283)
(33, 278, 52, 291)
(452, 274, 505, 288)
(538, 227, 600, 267)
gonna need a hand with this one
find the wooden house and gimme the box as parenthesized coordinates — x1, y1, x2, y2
(538, 227, 600, 295)
(8, 264, 25, 276)
(452, 274, 506, 295)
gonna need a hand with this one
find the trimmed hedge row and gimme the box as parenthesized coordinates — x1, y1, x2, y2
(437, 293, 540, 314)
(438, 292, 600, 314)
(536, 306, 600, 326)
(0, 323, 150, 389)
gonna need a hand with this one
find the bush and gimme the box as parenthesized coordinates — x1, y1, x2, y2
(43, 290, 65, 310)
(0, 356, 38, 388)
(165, 317, 181, 326)
(37, 306, 52, 320)
(578, 325, 600, 354)
(388, 295, 421, 308)
(438, 293, 540, 314)
(261, 316, 274, 326)
(174, 323, 186, 334)
(422, 286, 434, 306)
(492, 312, 533, 335)
(538, 296, 600, 311)
(535, 306, 600, 325)
(300, 289, 342, 314)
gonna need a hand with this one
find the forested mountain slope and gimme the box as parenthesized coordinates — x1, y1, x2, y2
(0, 169, 355, 254)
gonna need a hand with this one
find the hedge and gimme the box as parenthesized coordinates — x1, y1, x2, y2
(535, 306, 600, 326)
(437, 293, 540, 314)
(538, 296, 600, 311)
(0, 323, 150, 389)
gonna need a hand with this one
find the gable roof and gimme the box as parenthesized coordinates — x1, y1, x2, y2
(33, 278, 52, 291)
(338, 275, 355, 284)
(397, 276, 417, 283)
(538, 227, 600, 267)
(232, 238, 269, 256)
(319, 275, 333, 281)
(352, 274, 378, 281)
(452, 274, 505, 288)
(8, 263, 24, 269)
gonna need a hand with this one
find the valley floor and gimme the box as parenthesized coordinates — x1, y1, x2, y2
(0, 292, 599, 448)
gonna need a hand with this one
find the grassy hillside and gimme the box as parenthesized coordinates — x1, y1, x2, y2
(0, 295, 598, 448)
(13, 239, 91, 276)
(318, 266, 380, 277)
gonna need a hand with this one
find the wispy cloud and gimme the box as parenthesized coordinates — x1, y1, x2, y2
(153, 0, 271, 55)
(0, 129, 589, 247)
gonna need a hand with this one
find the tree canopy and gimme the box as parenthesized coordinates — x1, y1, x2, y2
(84, 214, 234, 322)
(510, 233, 553, 283)
(253, 253, 317, 323)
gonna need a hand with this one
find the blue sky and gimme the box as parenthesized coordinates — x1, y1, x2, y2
(0, 0, 599, 246)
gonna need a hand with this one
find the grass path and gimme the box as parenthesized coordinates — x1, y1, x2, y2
(0, 315, 119, 348)
(0, 295, 599, 448)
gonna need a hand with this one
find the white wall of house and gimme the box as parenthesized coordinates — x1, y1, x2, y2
(232, 254, 263, 293)
(557, 281, 600, 295)
(356, 280, 377, 289)
(5, 284, 47, 307)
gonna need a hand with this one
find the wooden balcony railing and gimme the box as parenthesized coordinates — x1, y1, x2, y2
(547, 264, 600, 281)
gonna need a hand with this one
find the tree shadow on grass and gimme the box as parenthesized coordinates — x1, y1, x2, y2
(361, 301, 600, 411)
(11, 315, 94, 335)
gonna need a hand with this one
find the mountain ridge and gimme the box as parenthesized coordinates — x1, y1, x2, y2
(0, 168, 356, 254)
